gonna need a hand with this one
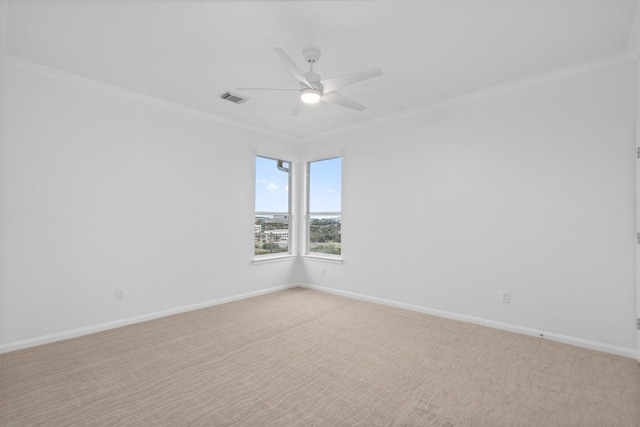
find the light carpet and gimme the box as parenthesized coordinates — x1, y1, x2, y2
(1, 287, 639, 426)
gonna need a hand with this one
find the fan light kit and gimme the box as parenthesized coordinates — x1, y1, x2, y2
(236, 47, 383, 114)
(300, 88, 321, 104)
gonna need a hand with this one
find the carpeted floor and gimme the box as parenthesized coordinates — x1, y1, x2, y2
(1, 287, 639, 426)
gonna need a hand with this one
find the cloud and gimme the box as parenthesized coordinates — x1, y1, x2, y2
(266, 182, 279, 191)
(326, 188, 336, 193)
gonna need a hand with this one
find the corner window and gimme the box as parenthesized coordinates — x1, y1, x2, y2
(255, 156, 291, 256)
(307, 157, 342, 256)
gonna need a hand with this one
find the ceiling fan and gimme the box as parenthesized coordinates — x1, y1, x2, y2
(236, 48, 383, 115)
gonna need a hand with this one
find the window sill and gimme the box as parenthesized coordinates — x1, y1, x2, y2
(252, 255, 297, 265)
(300, 255, 343, 264)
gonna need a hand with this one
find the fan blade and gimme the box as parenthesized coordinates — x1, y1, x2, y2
(321, 92, 367, 112)
(273, 47, 312, 88)
(292, 100, 303, 115)
(321, 68, 383, 94)
(236, 87, 300, 92)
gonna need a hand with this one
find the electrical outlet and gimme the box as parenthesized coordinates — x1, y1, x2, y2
(320, 267, 325, 276)
(115, 288, 125, 301)
(499, 291, 510, 303)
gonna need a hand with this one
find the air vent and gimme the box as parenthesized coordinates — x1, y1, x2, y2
(220, 91, 248, 104)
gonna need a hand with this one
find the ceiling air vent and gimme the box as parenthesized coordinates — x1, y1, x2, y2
(220, 91, 248, 104)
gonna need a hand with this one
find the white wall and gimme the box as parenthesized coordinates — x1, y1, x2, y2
(299, 61, 638, 355)
(637, 57, 640, 361)
(1, 57, 637, 357)
(0, 61, 297, 349)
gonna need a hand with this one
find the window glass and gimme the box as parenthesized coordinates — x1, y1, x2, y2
(255, 156, 290, 256)
(309, 215, 341, 255)
(255, 156, 289, 212)
(308, 157, 341, 256)
(309, 157, 341, 212)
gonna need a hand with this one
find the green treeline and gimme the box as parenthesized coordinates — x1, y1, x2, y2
(309, 218, 341, 243)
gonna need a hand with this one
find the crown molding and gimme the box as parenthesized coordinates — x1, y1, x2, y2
(0, 0, 8, 56)
(0, 54, 300, 143)
(301, 53, 635, 143)
(1, 50, 634, 146)
(628, 0, 640, 59)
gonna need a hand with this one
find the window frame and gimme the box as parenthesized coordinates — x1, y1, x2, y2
(253, 155, 294, 261)
(305, 156, 342, 260)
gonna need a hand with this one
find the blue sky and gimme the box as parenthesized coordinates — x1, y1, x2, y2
(255, 156, 289, 212)
(255, 156, 341, 212)
(309, 157, 342, 212)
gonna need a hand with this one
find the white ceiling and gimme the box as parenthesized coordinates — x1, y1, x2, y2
(3, 0, 639, 139)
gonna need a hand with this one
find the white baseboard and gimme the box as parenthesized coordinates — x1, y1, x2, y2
(0, 284, 297, 354)
(3, 283, 634, 359)
(299, 283, 636, 359)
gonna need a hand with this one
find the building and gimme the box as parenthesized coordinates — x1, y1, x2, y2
(265, 229, 289, 241)
(262, 214, 289, 225)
